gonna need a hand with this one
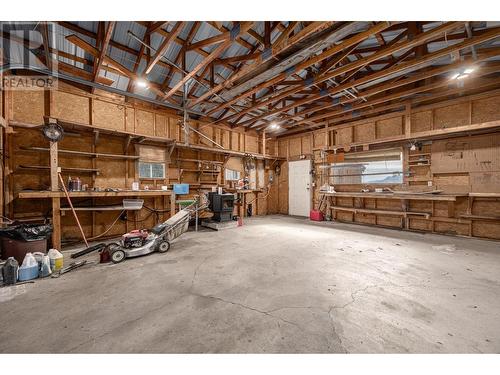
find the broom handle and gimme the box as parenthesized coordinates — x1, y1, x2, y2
(58, 173, 89, 247)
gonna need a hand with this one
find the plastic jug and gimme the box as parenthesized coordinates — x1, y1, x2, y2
(18, 253, 39, 281)
(2, 257, 19, 285)
(40, 255, 52, 277)
(48, 249, 63, 272)
(33, 252, 44, 268)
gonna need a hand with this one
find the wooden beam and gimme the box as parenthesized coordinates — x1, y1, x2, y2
(40, 22, 52, 71)
(191, 21, 334, 107)
(207, 22, 394, 118)
(93, 21, 115, 81)
(65, 34, 169, 100)
(163, 22, 254, 100)
(235, 24, 499, 128)
(286, 50, 500, 127)
(145, 21, 185, 75)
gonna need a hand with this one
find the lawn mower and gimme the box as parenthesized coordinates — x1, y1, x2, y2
(107, 199, 204, 263)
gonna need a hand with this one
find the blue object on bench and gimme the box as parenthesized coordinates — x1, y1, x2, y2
(173, 183, 189, 195)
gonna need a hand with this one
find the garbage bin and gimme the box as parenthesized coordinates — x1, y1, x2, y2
(0, 224, 52, 264)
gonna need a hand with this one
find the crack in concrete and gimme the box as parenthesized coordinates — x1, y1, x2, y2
(191, 292, 302, 329)
(189, 255, 212, 293)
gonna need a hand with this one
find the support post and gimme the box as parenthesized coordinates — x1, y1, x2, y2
(50, 141, 61, 249)
(262, 130, 266, 157)
(170, 192, 176, 217)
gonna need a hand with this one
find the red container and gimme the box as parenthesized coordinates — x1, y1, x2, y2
(309, 210, 324, 221)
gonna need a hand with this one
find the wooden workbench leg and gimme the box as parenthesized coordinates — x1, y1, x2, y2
(52, 197, 61, 249)
(170, 193, 176, 217)
(447, 201, 455, 218)
(326, 195, 331, 220)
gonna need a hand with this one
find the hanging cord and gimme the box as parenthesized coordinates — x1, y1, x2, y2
(86, 210, 125, 241)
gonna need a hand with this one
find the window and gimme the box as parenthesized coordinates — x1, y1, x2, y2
(329, 148, 403, 185)
(138, 161, 165, 179)
(224, 168, 241, 181)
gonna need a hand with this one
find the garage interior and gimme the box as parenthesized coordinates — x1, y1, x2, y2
(1, 19, 500, 354)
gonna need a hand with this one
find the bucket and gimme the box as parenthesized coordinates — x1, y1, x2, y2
(48, 249, 64, 272)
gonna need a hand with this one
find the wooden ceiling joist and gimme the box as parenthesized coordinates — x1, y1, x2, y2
(93, 21, 116, 81)
(234, 24, 500, 129)
(163, 22, 254, 100)
(145, 21, 186, 75)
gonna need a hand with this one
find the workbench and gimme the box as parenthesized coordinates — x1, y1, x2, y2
(18, 189, 176, 248)
(226, 189, 264, 218)
(320, 191, 469, 230)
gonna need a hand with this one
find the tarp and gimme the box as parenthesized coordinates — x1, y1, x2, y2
(0, 224, 52, 242)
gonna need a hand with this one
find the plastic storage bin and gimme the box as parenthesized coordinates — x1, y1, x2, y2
(173, 184, 189, 195)
(122, 199, 144, 210)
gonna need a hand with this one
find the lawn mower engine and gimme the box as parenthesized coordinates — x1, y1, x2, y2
(122, 229, 150, 248)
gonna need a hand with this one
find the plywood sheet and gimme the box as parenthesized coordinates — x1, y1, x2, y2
(278, 139, 288, 158)
(245, 135, 259, 153)
(11, 90, 45, 124)
(433, 102, 469, 129)
(93, 99, 125, 131)
(301, 135, 312, 155)
(313, 130, 327, 148)
(472, 95, 500, 124)
(470, 172, 500, 193)
(231, 132, 240, 151)
(411, 110, 432, 133)
(335, 127, 352, 146)
(125, 107, 135, 133)
(135, 110, 155, 136)
(376, 116, 402, 139)
(155, 114, 168, 138)
(51, 91, 89, 124)
(289, 137, 301, 157)
(354, 122, 375, 143)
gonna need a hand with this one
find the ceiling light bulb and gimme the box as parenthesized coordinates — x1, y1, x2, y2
(464, 68, 475, 74)
(136, 79, 148, 88)
(457, 74, 469, 80)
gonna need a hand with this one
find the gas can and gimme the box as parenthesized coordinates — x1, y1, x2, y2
(2, 257, 19, 285)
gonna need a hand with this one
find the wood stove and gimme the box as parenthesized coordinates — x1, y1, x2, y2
(208, 192, 235, 222)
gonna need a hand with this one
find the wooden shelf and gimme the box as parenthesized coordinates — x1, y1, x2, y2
(320, 191, 466, 201)
(176, 158, 224, 165)
(408, 153, 431, 157)
(18, 165, 100, 174)
(181, 168, 221, 173)
(408, 163, 430, 167)
(18, 190, 172, 199)
(460, 214, 500, 221)
(20, 146, 139, 160)
(330, 206, 431, 218)
(60, 205, 135, 212)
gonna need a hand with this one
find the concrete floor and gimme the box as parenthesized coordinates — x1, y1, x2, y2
(1, 215, 499, 353)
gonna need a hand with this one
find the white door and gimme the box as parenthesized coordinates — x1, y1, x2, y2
(288, 160, 312, 216)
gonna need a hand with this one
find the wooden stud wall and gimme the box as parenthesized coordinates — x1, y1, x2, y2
(2, 83, 274, 243)
(274, 90, 500, 240)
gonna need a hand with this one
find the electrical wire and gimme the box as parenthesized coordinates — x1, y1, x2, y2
(86, 210, 125, 241)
